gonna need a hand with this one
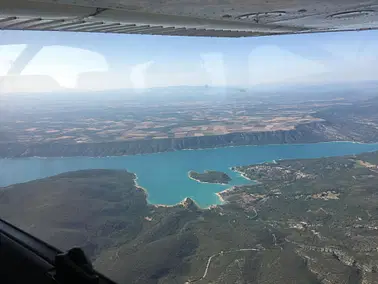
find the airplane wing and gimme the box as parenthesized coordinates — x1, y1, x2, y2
(1, 0, 378, 37)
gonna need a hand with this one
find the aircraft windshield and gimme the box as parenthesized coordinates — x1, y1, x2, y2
(1, 29, 378, 283)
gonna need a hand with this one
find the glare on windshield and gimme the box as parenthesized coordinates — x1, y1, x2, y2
(1, 30, 378, 284)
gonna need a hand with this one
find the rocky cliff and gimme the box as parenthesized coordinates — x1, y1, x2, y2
(0, 122, 342, 158)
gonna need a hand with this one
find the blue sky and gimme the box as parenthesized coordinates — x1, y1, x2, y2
(0, 29, 378, 92)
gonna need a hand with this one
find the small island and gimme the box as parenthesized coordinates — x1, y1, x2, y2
(188, 170, 232, 184)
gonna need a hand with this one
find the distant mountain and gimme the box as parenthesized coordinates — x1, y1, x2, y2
(248, 80, 378, 101)
(4, 81, 377, 106)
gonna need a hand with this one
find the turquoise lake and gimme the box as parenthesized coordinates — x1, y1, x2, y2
(2, 142, 378, 207)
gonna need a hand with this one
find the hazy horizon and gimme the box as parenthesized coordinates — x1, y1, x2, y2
(1, 29, 378, 93)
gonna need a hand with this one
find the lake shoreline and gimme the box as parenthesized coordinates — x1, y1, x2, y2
(231, 168, 254, 181)
(3, 141, 378, 208)
(0, 140, 368, 160)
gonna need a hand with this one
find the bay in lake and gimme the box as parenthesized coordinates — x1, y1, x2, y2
(2, 142, 378, 207)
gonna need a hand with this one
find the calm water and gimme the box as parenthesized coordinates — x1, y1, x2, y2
(2, 142, 378, 207)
